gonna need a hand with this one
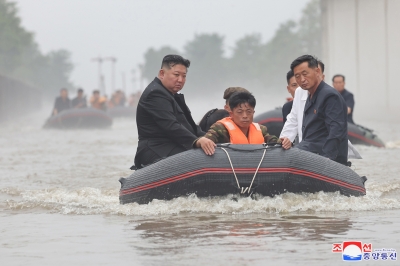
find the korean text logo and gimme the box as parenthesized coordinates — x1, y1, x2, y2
(332, 241, 397, 261)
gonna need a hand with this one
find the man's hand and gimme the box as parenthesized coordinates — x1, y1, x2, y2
(280, 137, 293, 150)
(196, 137, 216, 155)
(347, 107, 352, 114)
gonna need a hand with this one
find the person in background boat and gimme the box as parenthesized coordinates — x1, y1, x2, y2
(196, 92, 279, 155)
(90, 90, 107, 111)
(133, 54, 209, 169)
(108, 90, 126, 108)
(71, 88, 87, 109)
(282, 70, 298, 123)
(199, 87, 250, 132)
(52, 88, 70, 116)
(285, 55, 348, 165)
(332, 74, 355, 124)
(128, 91, 142, 107)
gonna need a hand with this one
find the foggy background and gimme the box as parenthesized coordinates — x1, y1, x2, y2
(1, 0, 399, 122)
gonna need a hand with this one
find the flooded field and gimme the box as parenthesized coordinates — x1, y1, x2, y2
(1, 106, 400, 265)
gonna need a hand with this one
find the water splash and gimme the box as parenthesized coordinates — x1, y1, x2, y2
(3, 180, 400, 216)
(386, 140, 400, 149)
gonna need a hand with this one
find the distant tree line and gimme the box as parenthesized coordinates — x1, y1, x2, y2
(140, 0, 322, 98)
(0, 0, 73, 96)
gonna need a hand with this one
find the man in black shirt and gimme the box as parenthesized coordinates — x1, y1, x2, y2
(332, 74, 355, 124)
(52, 88, 70, 116)
(71, 88, 87, 109)
(134, 55, 214, 169)
(289, 55, 348, 165)
(282, 70, 298, 123)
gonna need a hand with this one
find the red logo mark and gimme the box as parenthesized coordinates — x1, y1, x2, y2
(363, 243, 372, 252)
(332, 243, 342, 253)
(342, 241, 362, 253)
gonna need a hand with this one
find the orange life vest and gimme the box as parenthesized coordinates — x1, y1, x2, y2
(219, 117, 264, 144)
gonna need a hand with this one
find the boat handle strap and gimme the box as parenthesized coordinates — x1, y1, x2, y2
(220, 147, 267, 195)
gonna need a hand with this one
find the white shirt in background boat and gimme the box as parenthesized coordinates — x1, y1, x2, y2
(279, 87, 362, 159)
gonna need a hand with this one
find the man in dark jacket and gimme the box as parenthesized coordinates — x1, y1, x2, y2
(289, 55, 348, 165)
(52, 88, 70, 116)
(332, 74, 355, 124)
(134, 54, 213, 169)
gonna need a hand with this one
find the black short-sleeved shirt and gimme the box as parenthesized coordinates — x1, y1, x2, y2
(297, 81, 348, 164)
(282, 101, 293, 124)
(340, 89, 355, 124)
(53, 97, 70, 115)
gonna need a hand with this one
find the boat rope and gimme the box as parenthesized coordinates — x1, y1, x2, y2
(220, 147, 267, 195)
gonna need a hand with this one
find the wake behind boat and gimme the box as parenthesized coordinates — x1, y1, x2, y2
(119, 144, 366, 205)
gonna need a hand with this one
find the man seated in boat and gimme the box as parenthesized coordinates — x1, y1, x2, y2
(71, 88, 87, 109)
(195, 91, 279, 155)
(133, 54, 212, 169)
(199, 87, 250, 132)
(108, 90, 126, 108)
(90, 90, 107, 111)
(52, 88, 71, 116)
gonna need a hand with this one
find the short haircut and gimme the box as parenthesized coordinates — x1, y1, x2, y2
(93, 90, 100, 94)
(161, 54, 190, 69)
(332, 74, 345, 82)
(290, 55, 319, 72)
(223, 87, 249, 101)
(229, 92, 256, 110)
(60, 88, 67, 92)
(286, 70, 294, 84)
(77, 88, 84, 93)
(318, 60, 325, 74)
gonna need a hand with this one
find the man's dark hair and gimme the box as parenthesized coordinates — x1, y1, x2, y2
(318, 60, 325, 73)
(161, 54, 190, 69)
(286, 70, 294, 84)
(229, 92, 256, 111)
(290, 55, 319, 72)
(332, 74, 345, 82)
(77, 88, 84, 93)
(60, 88, 67, 92)
(93, 90, 100, 94)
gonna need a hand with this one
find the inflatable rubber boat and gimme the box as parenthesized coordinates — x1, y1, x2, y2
(254, 108, 385, 147)
(107, 106, 136, 118)
(253, 108, 284, 137)
(119, 144, 366, 205)
(43, 108, 113, 129)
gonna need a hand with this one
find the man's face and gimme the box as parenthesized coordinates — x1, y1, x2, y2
(60, 90, 68, 98)
(93, 92, 99, 99)
(78, 91, 83, 97)
(229, 103, 255, 130)
(159, 64, 187, 94)
(333, 77, 345, 92)
(293, 62, 320, 91)
(287, 76, 298, 97)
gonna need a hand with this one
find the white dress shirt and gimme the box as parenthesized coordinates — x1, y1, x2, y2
(279, 87, 362, 159)
(280, 87, 308, 142)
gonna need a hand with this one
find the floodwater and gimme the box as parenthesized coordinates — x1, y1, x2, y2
(1, 106, 400, 266)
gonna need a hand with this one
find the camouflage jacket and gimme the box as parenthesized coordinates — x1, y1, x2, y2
(204, 122, 279, 144)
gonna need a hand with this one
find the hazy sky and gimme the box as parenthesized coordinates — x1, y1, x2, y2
(14, 0, 309, 95)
